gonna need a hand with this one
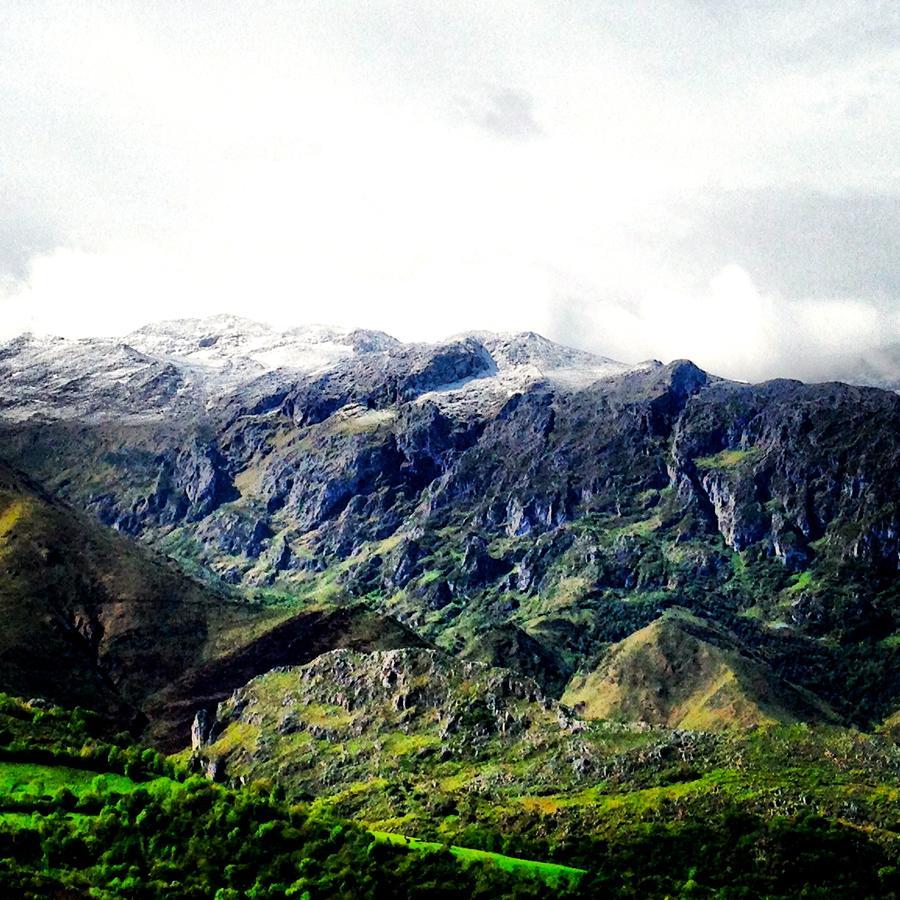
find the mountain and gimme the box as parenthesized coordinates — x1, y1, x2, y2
(1, 315, 899, 895)
(0, 318, 630, 423)
(0, 317, 897, 731)
(829, 341, 900, 394)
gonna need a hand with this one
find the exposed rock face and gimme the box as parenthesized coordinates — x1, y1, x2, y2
(283, 338, 496, 426)
(174, 441, 238, 521)
(192, 647, 587, 787)
(191, 708, 215, 750)
(696, 467, 769, 552)
(195, 510, 272, 558)
(670, 379, 899, 571)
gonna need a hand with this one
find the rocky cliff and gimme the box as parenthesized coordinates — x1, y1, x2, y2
(0, 318, 897, 727)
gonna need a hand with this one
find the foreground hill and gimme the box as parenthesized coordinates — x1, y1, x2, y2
(0, 695, 569, 897)
(3, 694, 897, 897)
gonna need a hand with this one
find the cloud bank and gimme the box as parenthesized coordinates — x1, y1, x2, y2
(1, 1, 898, 384)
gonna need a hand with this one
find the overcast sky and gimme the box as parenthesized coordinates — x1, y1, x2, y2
(1, 1, 899, 382)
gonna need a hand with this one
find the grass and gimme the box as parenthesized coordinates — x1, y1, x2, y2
(206, 721, 260, 755)
(0, 498, 29, 540)
(571, 512, 659, 539)
(695, 447, 761, 470)
(297, 703, 354, 729)
(419, 569, 443, 586)
(233, 464, 266, 498)
(383, 733, 440, 755)
(0, 762, 136, 797)
(0, 497, 32, 559)
(606, 516, 661, 538)
(544, 575, 592, 610)
(786, 570, 814, 593)
(0, 761, 177, 804)
(371, 830, 586, 888)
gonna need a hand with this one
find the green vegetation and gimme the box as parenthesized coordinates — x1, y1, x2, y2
(0, 697, 563, 898)
(0, 761, 140, 798)
(560, 608, 833, 728)
(190, 649, 900, 898)
(372, 831, 586, 888)
(0, 697, 897, 896)
(787, 569, 814, 593)
(694, 446, 762, 469)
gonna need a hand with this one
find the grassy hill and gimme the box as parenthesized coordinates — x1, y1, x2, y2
(562, 608, 838, 728)
(0, 694, 579, 898)
(1, 694, 898, 897)
(186, 645, 900, 892)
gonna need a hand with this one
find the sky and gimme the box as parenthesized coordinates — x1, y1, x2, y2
(1, 1, 899, 383)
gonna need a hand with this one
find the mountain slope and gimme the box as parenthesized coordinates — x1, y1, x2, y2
(0, 460, 424, 746)
(185, 643, 900, 897)
(0, 318, 897, 726)
(0, 698, 562, 898)
(0, 459, 248, 721)
(4, 696, 898, 898)
(144, 606, 427, 752)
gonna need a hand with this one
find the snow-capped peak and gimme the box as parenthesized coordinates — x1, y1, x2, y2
(0, 317, 643, 422)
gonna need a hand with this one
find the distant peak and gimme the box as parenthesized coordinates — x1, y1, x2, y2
(454, 329, 624, 372)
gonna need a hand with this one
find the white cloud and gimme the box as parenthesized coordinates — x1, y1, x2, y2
(1, 2, 898, 380)
(552, 264, 896, 383)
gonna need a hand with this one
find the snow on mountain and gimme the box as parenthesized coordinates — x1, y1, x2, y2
(128, 317, 346, 379)
(0, 317, 642, 422)
(418, 330, 637, 417)
(0, 333, 189, 422)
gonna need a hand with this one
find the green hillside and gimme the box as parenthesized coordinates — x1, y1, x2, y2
(0, 695, 572, 898)
(0, 694, 898, 897)
(186, 646, 900, 894)
(562, 608, 838, 728)
(0, 461, 425, 749)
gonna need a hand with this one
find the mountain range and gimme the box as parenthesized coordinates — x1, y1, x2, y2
(0, 315, 898, 895)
